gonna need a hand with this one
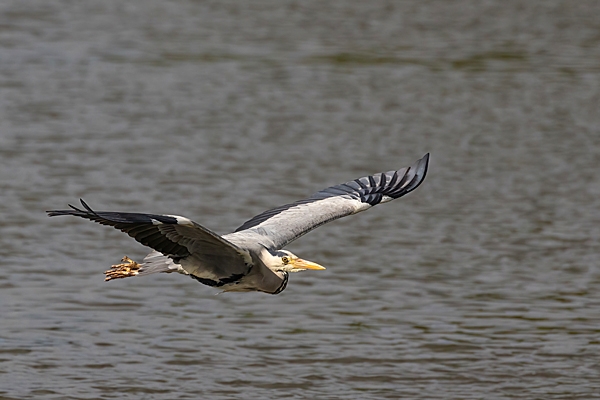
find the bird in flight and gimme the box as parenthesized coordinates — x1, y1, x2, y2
(47, 154, 429, 295)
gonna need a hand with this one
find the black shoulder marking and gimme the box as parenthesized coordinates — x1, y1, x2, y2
(190, 272, 246, 287)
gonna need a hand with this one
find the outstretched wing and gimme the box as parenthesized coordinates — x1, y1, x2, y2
(229, 153, 429, 250)
(47, 200, 252, 281)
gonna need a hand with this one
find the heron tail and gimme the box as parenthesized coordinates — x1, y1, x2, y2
(138, 251, 185, 276)
(104, 252, 185, 281)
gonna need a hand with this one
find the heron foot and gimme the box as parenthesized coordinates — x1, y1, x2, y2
(104, 256, 141, 281)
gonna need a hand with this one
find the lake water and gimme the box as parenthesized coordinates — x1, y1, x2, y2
(1, 1, 600, 399)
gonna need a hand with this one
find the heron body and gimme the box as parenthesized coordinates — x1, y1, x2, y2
(47, 153, 429, 295)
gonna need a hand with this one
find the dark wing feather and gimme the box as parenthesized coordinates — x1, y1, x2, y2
(47, 200, 251, 279)
(230, 153, 429, 249)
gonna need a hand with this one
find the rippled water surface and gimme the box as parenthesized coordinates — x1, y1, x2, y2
(2, 1, 600, 399)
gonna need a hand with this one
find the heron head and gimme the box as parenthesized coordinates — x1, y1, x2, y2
(270, 250, 326, 273)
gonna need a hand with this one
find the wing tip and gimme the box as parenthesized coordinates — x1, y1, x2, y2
(404, 152, 430, 193)
(47, 199, 93, 218)
(416, 152, 430, 181)
(46, 210, 66, 217)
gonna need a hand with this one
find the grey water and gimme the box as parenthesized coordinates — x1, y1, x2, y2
(1, 1, 600, 399)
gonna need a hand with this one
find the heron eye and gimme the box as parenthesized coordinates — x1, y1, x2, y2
(282, 256, 289, 264)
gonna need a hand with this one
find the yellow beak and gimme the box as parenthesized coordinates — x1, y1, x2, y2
(294, 258, 326, 270)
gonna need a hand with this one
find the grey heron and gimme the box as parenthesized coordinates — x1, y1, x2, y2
(47, 153, 429, 295)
